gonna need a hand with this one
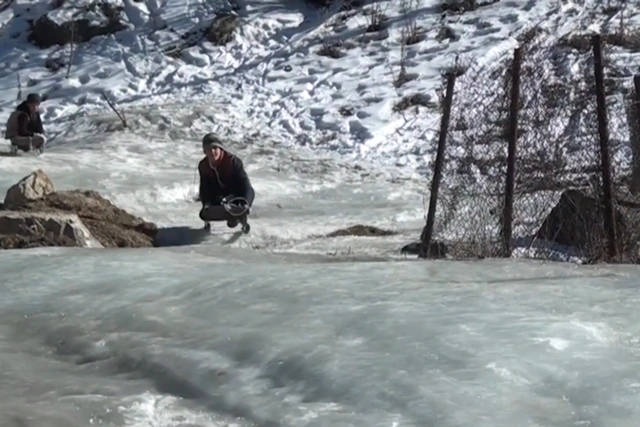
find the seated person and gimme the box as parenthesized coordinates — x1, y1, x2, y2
(4, 93, 46, 153)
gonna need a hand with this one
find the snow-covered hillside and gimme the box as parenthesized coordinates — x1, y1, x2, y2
(1, 0, 632, 172)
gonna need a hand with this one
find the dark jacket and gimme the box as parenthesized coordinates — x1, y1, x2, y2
(15, 101, 44, 137)
(198, 152, 255, 206)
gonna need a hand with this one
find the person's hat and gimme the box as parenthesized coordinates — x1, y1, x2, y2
(202, 133, 225, 151)
(26, 93, 42, 104)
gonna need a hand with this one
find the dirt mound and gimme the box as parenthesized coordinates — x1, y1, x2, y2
(326, 224, 397, 237)
(1, 170, 157, 249)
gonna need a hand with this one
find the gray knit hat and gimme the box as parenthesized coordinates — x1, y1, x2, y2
(26, 93, 42, 104)
(202, 133, 225, 151)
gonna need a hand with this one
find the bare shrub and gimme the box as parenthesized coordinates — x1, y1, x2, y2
(338, 105, 355, 116)
(45, 55, 65, 73)
(393, 93, 435, 112)
(391, 0, 423, 88)
(316, 39, 355, 58)
(362, 1, 388, 33)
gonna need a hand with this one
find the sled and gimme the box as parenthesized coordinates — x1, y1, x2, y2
(200, 198, 251, 234)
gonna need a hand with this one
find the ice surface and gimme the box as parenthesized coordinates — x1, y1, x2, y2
(0, 106, 639, 426)
(1, 0, 640, 425)
(0, 104, 428, 257)
(1, 250, 640, 427)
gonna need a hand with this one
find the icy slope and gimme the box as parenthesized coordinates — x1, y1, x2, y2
(0, 0, 633, 169)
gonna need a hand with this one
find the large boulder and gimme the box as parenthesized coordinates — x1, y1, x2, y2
(1, 170, 158, 249)
(536, 189, 628, 258)
(28, 3, 127, 49)
(205, 13, 240, 46)
(0, 211, 103, 249)
(4, 169, 55, 208)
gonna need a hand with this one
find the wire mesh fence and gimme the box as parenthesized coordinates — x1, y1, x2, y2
(419, 26, 640, 263)
(422, 55, 508, 259)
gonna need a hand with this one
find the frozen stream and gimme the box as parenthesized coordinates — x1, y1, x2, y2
(0, 107, 638, 427)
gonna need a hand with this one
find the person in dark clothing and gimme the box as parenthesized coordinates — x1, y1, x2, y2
(4, 93, 46, 153)
(197, 133, 255, 229)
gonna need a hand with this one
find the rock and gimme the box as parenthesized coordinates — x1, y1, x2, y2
(4, 169, 55, 209)
(305, 0, 364, 8)
(536, 189, 627, 257)
(12, 190, 158, 248)
(400, 241, 420, 254)
(401, 240, 448, 258)
(0, 211, 103, 249)
(440, 0, 479, 13)
(326, 224, 397, 237)
(205, 13, 240, 46)
(27, 3, 127, 49)
(154, 226, 211, 247)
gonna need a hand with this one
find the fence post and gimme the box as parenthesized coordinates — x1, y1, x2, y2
(591, 34, 618, 259)
(630, 74, 640, 195)
(419, 72, 456, 258)
(501, 47, 522, 257)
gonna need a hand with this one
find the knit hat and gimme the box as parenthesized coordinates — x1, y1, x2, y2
(26, 93, 42, 104)
(202, 133, 225, 151)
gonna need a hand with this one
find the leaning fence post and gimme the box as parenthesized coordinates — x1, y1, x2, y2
(419, 71, 456, 258)
(634, 74, 640, 133)
(501, 47, 522, 257)
(591, 34, 618, 259)
(630, 74, 640, 195)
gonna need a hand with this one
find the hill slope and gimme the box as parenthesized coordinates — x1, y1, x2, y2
(0, 0, 637, 170)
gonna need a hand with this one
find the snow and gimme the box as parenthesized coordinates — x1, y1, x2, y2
(1, 0, 640, 424)
(0, 0, 628, 171)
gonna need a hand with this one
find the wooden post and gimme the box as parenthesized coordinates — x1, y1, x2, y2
(501, 47, 522, 257)
(419, 72, 456, 258)
(591, 34, 617, 259)
(630, 75, 640, 195)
